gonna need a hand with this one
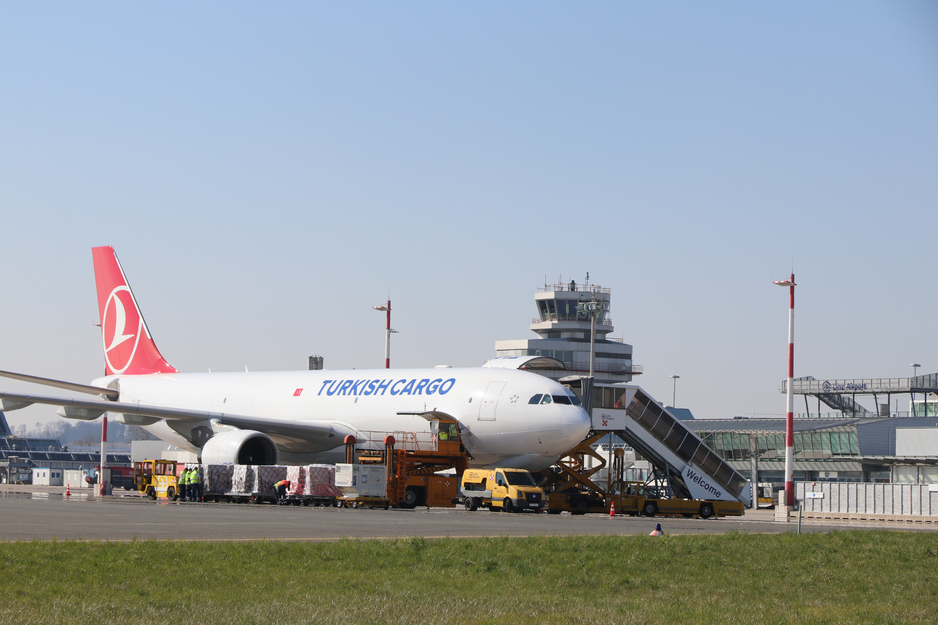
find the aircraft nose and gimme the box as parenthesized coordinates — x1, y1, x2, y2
(561, 406, 591, 440)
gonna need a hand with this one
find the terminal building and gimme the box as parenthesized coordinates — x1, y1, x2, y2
(0, 411, 130, 484)
(685, 374, 938, 484)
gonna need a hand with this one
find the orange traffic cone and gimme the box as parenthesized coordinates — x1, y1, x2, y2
(609, 501, 615, 517)
(66, 484, 71, 498)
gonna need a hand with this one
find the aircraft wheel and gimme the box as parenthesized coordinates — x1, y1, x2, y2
(699, 503, 714, 519)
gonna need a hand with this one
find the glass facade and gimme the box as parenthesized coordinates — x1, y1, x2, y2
(593, 386, 630, 409)
(536, 298, 607, 324)
(698, 430, 859, 462)
(527, 349, 574, 363)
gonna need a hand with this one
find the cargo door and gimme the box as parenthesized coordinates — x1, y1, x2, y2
(478, 382, 506, 421)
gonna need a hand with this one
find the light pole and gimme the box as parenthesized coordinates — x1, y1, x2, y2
(372, 300, 395, 369)
(911, 363, 921, 378)
(773, 274, 796, 508)
(671, 375, 680, 407)
(911, 364, 922, 416)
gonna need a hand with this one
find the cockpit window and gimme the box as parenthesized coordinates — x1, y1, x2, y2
(528, 394, 543, 405)
(552, 395, 572, 405)
(540, 394, 552, 405)
(567, 391, 582, 406)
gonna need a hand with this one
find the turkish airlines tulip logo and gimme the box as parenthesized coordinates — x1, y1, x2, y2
(102, 286, 142, 374)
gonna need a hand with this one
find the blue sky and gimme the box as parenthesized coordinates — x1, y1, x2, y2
(1, 2, 936, 428)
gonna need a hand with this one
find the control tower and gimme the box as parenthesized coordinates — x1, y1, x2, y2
(493, 276, 641, 385)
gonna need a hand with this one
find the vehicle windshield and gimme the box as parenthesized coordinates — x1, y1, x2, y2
(504, 471, 537, 486)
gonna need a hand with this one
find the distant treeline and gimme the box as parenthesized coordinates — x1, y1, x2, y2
(11, 420, 159, 446)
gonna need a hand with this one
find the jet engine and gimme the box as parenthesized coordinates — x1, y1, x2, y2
(200, 430, 279, 465)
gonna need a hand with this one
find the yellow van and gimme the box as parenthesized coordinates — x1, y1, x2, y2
(461, 468, 544, 512)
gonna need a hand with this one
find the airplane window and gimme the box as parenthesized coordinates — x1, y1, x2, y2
(528, 394, 543, 404)
(566, 391, 581, 406)
(540, 395, 553, 405)
(552, 395, 572, 405)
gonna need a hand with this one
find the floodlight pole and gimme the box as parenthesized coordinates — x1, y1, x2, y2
(774, 274, 796, 507)
(373, 300, 392, 369)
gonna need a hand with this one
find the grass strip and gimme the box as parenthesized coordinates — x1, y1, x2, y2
(1, 531, 936, 624)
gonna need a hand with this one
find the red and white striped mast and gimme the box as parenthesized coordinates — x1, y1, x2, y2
(773, 273, 796, 507)
(99, 414, 108, 496)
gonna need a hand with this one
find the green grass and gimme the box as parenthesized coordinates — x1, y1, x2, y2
(1, 532, 936, 624)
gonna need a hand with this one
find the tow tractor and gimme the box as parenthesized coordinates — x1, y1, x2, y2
(133, 459, 183, 501)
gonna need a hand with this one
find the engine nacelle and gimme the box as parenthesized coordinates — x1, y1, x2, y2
(200, 430, 279, 465)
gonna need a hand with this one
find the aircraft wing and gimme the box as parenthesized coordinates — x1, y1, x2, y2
(0, 369, 119, 398)
(0, 391, 339, 445)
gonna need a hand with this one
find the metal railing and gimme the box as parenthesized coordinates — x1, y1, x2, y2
(740, 411, 932, 420)
(531, 315, 614, 326)
(539, 282, 611, 295)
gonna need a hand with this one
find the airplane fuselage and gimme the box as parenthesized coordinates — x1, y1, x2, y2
(100, 366, 591, 471)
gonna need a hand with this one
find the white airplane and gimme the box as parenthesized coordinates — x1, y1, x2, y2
(0, 246, 591, 471)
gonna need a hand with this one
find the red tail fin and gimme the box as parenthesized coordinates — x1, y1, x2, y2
(92, 246, 178, 376)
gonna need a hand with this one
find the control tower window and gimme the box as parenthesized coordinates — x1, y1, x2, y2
(537, 300, 558, 321)
(556, 299, 576, 321)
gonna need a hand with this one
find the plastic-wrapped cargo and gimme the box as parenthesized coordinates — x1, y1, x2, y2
(256, 465, 288, 495)
(232, 464, 256, 494)
(204, 464, 234, 493)
(308, 464, 343, 498)
(286, 466, 306, 495)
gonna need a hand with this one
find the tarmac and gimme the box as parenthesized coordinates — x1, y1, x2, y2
(2, 483, 935, 542)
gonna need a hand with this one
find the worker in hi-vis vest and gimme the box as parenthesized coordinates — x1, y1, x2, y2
(274, 479, 291, 505)
(190, 466, 201, 502)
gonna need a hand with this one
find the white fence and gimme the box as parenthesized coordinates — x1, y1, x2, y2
(796, 482, 938, 516)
